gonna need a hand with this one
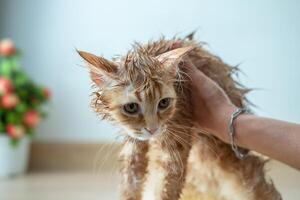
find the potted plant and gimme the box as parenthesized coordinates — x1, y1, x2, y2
(0, 39, 50, 177)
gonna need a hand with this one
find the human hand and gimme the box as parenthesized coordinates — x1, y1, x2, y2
(184, 63, 300, 169)
(184, 63, 237, 142)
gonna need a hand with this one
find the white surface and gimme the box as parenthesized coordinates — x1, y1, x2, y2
(0, 0, 299, 141)
(0, 172, 120, 200)
(0, 161, 299, 200)
(0, 135, 30, 177)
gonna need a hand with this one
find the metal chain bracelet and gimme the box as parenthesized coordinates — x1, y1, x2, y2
(228, 108, 248, 159)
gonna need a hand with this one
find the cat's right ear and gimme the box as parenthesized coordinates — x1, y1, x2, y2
(77, 50, 118, 85)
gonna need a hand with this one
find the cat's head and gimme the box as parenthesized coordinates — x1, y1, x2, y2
(78, 46, 193, 141)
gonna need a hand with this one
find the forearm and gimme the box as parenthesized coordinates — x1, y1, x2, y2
(234, 114, 300, 169)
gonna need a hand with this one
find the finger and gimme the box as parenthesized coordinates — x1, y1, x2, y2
(182, 62, 212, 85)
(181, 61, 198, 75)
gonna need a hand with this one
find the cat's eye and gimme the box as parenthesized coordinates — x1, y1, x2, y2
(123, 103, 140, 115)
(158, 98, 171, 110)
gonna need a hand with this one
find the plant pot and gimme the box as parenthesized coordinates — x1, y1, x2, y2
(0, 134, 30, 178)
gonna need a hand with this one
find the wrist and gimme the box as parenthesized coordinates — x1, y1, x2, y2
(232, 113, 254, 149)
(214, 106, 252, 148)
(214, 105, 237, 142)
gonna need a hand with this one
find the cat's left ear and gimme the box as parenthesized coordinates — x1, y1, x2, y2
(77, 50, 118, 85)
(155, 46, 195, 75)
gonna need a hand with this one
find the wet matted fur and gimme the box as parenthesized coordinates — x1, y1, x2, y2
(78, 34, 282, 200)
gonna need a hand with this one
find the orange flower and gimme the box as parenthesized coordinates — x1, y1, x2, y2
(6, 124, 25, 139)
(1, 93, 19, 109)
(0, 39, 16, 57)
(43, 88, 51, 99)
(23, 110, 40, 128)
(0, 77, 13, 95)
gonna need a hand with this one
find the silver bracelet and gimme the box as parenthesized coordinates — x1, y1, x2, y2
(228, 108, 248, 159)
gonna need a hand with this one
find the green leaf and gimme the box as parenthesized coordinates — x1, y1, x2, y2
(27, 128, 34, 137)
(0, 59, 12, 77)
(15, 74, 29, 87)
(16, 103, 27, 113)
(11, 57, 20, 69)
(0, 121, 4, 132)
(40, 111, 48, 118)
(10, 139, 20, 147)
(6, 112, 22, 124)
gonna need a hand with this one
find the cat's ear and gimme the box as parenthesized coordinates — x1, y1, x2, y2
(155, 46, 195, 74)
(77, 50, 118, 85)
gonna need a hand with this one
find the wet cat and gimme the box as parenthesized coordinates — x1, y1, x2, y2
(78, 35, 281, 200)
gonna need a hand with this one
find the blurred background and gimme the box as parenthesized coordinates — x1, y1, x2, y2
(0, 0, 299, 200)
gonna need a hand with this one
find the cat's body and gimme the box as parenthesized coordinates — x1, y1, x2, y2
(79, 35, 282, 200)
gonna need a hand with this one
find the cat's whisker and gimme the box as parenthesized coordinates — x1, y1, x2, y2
(167, 131, 190, 148)
(163, 136, 178, 172)
(107, 141, 122, 179)
(94, 141, 118, 175)
(166, 125, 220, 159)
(164, 135, 183, 174)
(165, 131, 188, 151)
(168, 136, 185, 179)
(166, 137, 184, 176)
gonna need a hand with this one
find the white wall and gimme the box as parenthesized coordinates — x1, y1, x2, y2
(0, 0, 299, 142)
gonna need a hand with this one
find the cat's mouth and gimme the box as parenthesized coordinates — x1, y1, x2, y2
(128, 126, 167, 141)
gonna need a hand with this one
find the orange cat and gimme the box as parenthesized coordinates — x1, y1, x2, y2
(78, 35, 281, 200)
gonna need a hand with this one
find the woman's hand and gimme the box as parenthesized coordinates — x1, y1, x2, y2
(185, 63, 236, 142)
(184, 62, 300, 169)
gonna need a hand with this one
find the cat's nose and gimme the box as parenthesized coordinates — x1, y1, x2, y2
(146, 128, 158, 135)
